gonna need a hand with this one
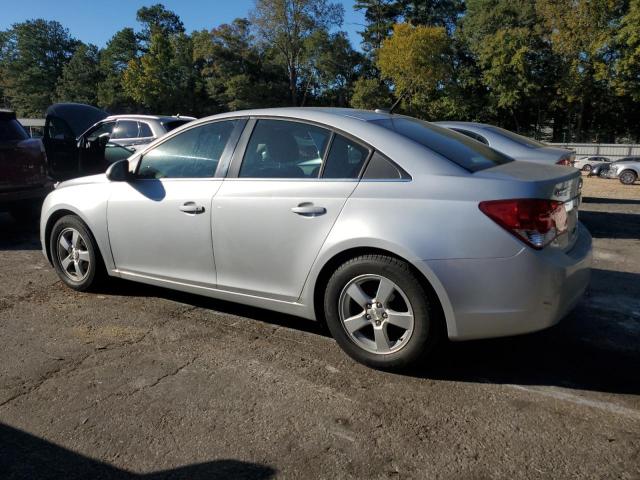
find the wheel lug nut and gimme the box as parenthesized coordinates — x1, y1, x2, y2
(366, 304, 371, 309)
(375, 320, 381, 326)
(377, 302, 382, 308)
(366, 314, 371, 320)
(383, 313, 388, 318)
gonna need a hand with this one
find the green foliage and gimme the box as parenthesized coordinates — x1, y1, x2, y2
(0, 19, 78, 116)
(351, 77, 393, 109)
(614, 0, 640, 101)
(251, 0, 344, 105)
(97, 28, 139, 112)
(55, 44, 101, 105)
(377, 23, 451, 115)
(136, 3, 185, 45)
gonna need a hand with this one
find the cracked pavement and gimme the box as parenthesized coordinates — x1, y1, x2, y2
(0, 176, 639, 479)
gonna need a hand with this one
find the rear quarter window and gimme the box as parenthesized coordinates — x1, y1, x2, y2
(371, 117, 513, 172)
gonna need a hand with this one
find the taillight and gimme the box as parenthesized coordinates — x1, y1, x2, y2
(479, 199, 568, 249)
(556, 154, 574, 166)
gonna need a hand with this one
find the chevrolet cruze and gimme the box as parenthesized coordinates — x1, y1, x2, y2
(40, 108, 592, 369)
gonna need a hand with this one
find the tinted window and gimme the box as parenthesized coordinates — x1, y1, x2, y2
(112, 120, 139, 139)
(138, 122, 153, 137)
(371, 117, 513, 172)
(239, 120, 331, 179)
(163, 120, 192, 132)
(138, 121, 238, 179)
(485, 126, 545, 148)
(363, 152, 409, 180)
(0, 119, 29, 141)
(452, 128, 489, 145)
(322, 134, 369, 179)
(47, 117, 74, 141)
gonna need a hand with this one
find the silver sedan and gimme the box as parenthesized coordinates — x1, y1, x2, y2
(40, 108, 592, 369)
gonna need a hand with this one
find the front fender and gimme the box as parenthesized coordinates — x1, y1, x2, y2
(40, 183, 115, 272)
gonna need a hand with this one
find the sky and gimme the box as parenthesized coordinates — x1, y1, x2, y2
(0, 0, 366, 49)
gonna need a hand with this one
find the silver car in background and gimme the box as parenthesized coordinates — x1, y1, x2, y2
(435, 121, 575, 166)
(607, 157, 640, 184)
(40, 108, 592, 369)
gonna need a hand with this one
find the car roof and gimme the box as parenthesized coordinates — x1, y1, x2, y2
(195, 107, 393, 123)
(104, 114, 197, 122)
(432, 121, 492, 129)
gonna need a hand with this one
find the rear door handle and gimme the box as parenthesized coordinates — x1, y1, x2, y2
(179, 202, 205, 214)
(291, 203, 326, 216)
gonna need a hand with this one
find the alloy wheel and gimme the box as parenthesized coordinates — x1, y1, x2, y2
(56, 227, 91, 281)
(338, 274, 415, 355)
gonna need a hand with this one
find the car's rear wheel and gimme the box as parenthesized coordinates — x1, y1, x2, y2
(323, 255, 441, 370)
(50, 215, 105, 291)
(598, 169, 610, 178)
(619, 170, 637, 185)
(581, 164, 591, 173)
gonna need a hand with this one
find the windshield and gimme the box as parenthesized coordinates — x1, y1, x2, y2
(484, 126, 545, 148)
(371, 117, 513, 172)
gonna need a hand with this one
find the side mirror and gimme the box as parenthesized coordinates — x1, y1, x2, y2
(106, 159, 131, 182)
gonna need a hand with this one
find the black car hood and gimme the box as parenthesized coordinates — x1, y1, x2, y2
(45, 103, 108, 137)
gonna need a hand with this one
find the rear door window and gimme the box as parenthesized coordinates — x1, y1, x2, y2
(371, 117, 513, 172)
(238, 119, 331, 179)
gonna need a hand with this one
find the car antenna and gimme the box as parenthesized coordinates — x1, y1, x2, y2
(375, 88, 412, 115)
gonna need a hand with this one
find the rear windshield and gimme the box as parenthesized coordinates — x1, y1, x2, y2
(371, 117, 513, 172)
(163, 120, 192, 132)
(484, 126, 545, 148)
(0, 119, 29, 142)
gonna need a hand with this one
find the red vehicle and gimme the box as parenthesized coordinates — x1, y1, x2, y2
(0, 110, 54, 220)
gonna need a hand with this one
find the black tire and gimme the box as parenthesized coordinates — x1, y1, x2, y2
(581, 164, 591, 173)
(619, 170, 637, 185)
(49, 215, 106, 291)
(323, 255, 442, 370)
(598, 169, 609, 178)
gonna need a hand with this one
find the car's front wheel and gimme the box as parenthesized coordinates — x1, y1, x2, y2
(324, 255, 441, 370)
(50, 215, 105, 291)
(619, 170, 638, 185)
(581, 164, 591, 173)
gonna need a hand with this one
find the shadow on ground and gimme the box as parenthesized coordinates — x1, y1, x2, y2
(578, 210, 640, 239)
(0, 213, 41, 251)
(0, 423, 276, 480)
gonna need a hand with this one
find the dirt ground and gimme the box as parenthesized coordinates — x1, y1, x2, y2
(0, 176, 638, 479)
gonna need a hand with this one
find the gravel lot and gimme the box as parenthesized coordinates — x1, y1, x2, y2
(0, 176, 638, 479)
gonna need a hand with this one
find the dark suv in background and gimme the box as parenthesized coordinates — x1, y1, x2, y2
(0, 110, 53, 220)
(43, 103, 195, 179)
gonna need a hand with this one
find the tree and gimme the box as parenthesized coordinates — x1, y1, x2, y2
(123, 31, 195, 114)
(136, 3, 185, 46)
(377, 23, 451, 116)
(299, 30, 364, 106)
(615, 0, 640, 102)
(0, 20, 78, 116)
(354, 0, 401, 53)
(397, 0, 464, 33)
(55, 44, 101, 105)
(193, 19, 289, 112)
(251, 0, 344, 105)
(350, 77, 392, 109)
(97, 28, 139, 112)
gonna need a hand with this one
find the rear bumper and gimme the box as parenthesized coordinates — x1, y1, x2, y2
(426, 223, 592, 340)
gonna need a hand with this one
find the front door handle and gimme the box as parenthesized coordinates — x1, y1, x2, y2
(291, 203, 326, 217)
(179, 202, 205, 214)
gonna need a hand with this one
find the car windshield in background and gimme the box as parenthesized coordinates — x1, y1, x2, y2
(0, 118, 29, 142)
(371, 117, 513, 172)
(163, 120, 192, 132)
(485, 126, 545, 148)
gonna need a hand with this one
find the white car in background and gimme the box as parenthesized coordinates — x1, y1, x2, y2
(573, 156, 611, 173)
